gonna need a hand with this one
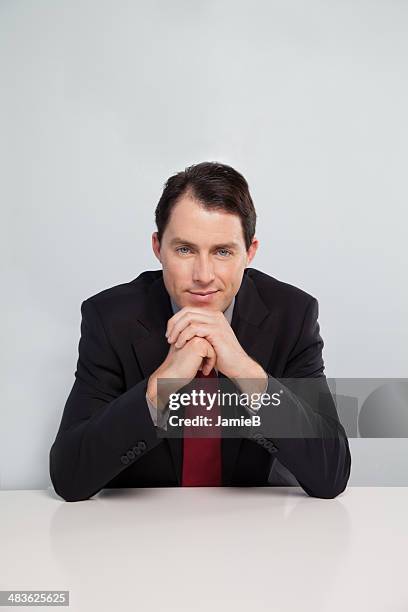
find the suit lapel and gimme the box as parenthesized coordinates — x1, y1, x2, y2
(131, 273, 174, 375)
(131, 270, 273, 486)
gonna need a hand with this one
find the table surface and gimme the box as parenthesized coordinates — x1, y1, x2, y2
(0, 487, 407, 612)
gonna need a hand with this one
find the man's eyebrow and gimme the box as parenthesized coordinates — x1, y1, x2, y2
(169, 238, 240, 249)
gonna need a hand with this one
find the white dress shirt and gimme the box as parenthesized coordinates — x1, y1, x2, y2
(145, 295, 267, 426)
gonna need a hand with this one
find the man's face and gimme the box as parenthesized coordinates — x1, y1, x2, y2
(152, 194, 258, 312)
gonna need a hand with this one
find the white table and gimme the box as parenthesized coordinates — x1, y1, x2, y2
(0, 487, 407, 612)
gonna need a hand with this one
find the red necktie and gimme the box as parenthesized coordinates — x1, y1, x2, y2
(181, 369, 222, 486)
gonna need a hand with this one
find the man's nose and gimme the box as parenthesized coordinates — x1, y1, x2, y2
(192, 255, 216, 284)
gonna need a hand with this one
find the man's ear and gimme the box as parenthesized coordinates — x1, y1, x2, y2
(246, 237, 259, 266)
(152, 232, 162, 263)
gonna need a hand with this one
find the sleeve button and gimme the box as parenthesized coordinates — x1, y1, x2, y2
(120, 455, 130, 465)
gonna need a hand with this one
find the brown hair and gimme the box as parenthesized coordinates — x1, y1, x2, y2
(155, 161, 257, 250)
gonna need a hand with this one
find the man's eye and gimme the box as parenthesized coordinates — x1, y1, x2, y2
(176, 247, 231, 256)
(176, 247, 191, 255)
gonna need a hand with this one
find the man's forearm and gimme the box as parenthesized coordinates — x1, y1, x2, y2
(246, 375, 352, 498)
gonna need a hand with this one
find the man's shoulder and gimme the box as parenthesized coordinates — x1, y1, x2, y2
(82, 270, 163, 319)
(245, 267, 317, 310)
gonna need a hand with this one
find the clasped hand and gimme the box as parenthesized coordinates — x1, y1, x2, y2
(166, 307, 266, 384)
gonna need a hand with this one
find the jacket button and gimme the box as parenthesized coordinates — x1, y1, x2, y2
(120, 455, 130, 465)
(132, 445, 141, 455)
(127, 450, 135, 460)
(138, 441, 147, 451)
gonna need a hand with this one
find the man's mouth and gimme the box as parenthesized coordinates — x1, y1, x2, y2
(187, 290, 219, 302)
(188, 290, 219, 296)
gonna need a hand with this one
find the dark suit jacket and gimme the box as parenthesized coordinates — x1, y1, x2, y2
(49, 267, 351, 501)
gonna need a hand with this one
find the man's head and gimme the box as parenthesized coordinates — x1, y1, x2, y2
(152, 161, 259, 312)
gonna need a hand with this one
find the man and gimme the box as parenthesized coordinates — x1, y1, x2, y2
(49, 161, 351, 502)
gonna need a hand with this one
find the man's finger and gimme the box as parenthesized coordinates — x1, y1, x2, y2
(204, 345, 217, 375)
(166, 310, 215, 340)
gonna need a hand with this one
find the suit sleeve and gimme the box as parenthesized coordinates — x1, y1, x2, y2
(49, 299, 163, 502)
(248, 297, 351, 499)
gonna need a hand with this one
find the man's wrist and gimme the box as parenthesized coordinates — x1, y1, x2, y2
(147, 370, 185, 413)
(229, 357, 268, 395)
(146, 375, 158, 404)
(229, 356, 266, 380)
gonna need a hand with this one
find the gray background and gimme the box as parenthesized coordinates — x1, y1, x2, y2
(1, 0, 407, 489)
